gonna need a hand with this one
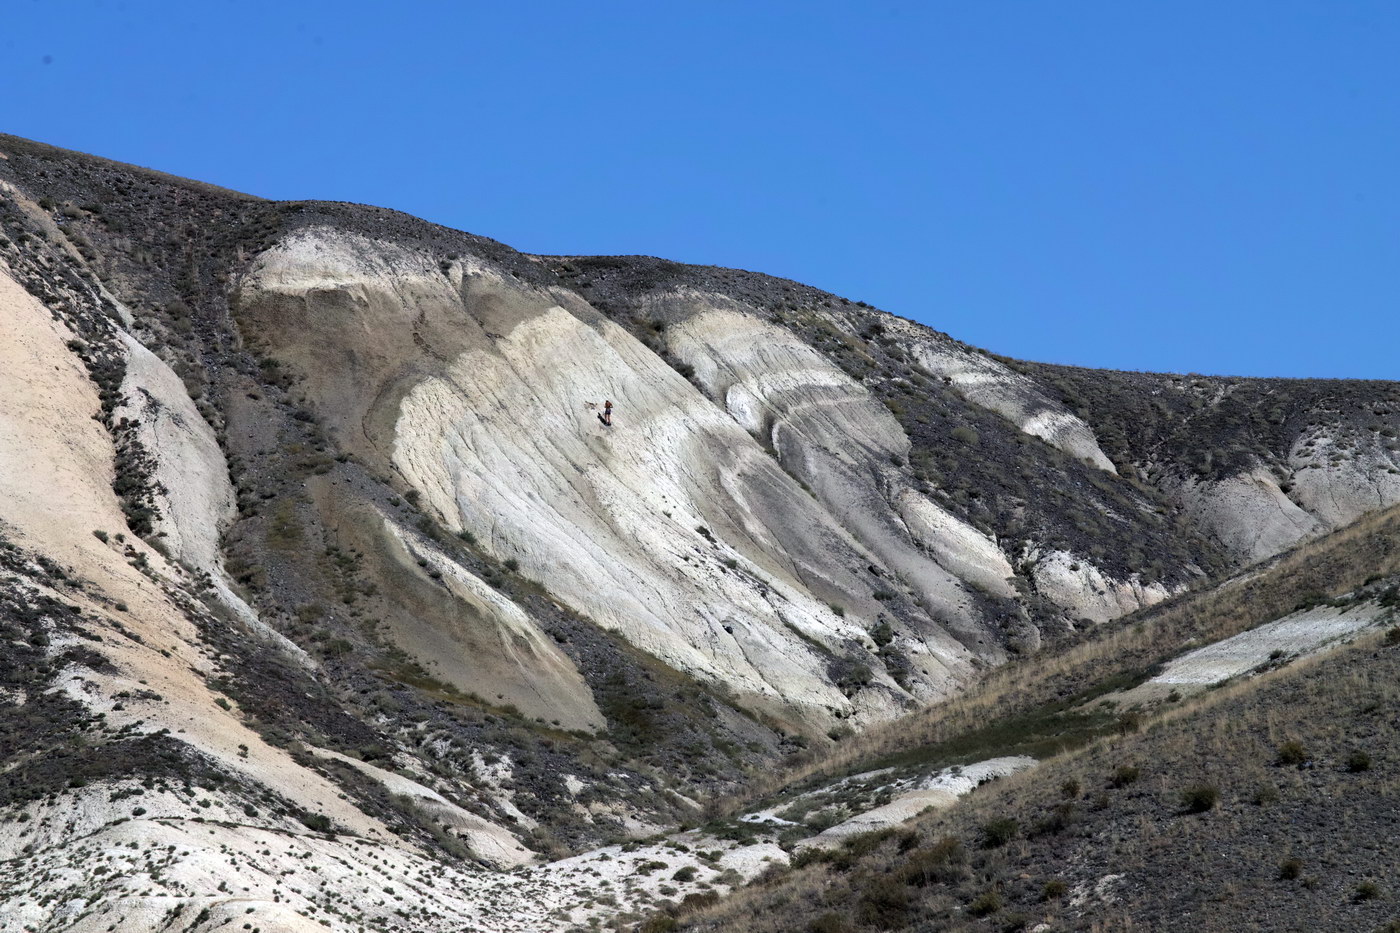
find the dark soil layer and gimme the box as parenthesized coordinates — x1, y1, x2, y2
(668, 625, 1400, 933)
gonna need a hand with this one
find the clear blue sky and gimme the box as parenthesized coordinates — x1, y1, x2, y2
(6, 1, 1398, 377)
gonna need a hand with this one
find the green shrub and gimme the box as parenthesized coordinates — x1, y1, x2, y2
(679, 891, 720, 912)
(791, 847, 832, 869)
(1356, 880, 1381, 901)
(1180, 784, 1219, 814)
(980, 817, 1018, 848)
(807, 913, 852, 933)
(871, 619, 895, 647)
(840, 828, 898, 860)
(951, 426, 980, 445)
(1041, 879, 1068, 900)
(856, 881, 911, 928)
(324, 638, 353, 658)
(671, 865, 697, 882)
(968, 888, 1002, 917)
(1276, 740, 1310, 766)
(1346, 750, 1372, 773)
(1278, 858, 1302, 880)
(299, 812, 333, 833)
(1030, 802, 1076, 837)
(1109, 765, 1140, 788)
(1060, 779, 1081, 799)
(899, 836, 964, 886)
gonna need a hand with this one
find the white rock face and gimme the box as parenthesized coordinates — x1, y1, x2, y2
(0, 265, 137, 583)
(242, 230, 982, 727)
(0, 260, 550, 933)
(392, 302, 947, 722)
(115, 333, 277, 643)
(1167, 429, 1400, 566)
(380, 517, 605, 732)
(116, 335, 232, 574)
(893, 488, 1017, 599)
(0, 777, 783, 933)
(1175, 468, 1324, 564)
(1113, 601, 1390, 706)
(1027, 548, 1174, 625)
(311, 748, 533, 868)
(665, 299, 1013, 632)
(1153, 604, 1385, 688)
(0, 263, 409, 846)
(800, 756, 1036, 847)
(1287, 430, 1400, 530)
(886, 317, 1116, 472)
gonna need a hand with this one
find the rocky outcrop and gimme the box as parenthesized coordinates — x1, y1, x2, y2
(239, 231, 978, 727)
(889, 318, 1117, 472)
(0, 262, 455, 851)
(1023, 547, 1174, 626)
(3, 132, 1400, 933)
(1174, 468, 1324, 564)
(663, 296, 1014, 641)
(1288, 429, 1400, 531)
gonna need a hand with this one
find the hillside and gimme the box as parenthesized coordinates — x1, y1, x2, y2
(1, 133, 1398, 932)
(656, 509, 1400, 931)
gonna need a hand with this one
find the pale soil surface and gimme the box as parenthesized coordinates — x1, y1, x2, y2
(1114, 601, 1390, 704)
(0, 742, 1023, 933)
(799, 757, 1037, 846)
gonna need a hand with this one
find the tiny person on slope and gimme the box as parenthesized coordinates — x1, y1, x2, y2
(598, 399, 613, 427)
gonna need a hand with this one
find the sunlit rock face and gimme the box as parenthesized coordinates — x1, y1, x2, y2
(239, 230, 983, 729)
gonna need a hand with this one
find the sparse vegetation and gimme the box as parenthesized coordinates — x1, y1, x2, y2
(7, 132, 1400, 933)
(1109, 764, 1140, 788)
(1180, 784, 1219, 814)
(979, 816, 1018, 848)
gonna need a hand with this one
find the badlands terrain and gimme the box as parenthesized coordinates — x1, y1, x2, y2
(1, 133, 1398, 932)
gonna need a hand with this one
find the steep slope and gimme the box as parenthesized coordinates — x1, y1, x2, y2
(659, 508, 1400, 933)
(554, 255, 1400, 593)
(233, 228, 977, 727)
(1026, 363, 1400, 562)
(1, 133, 1398, 933)
(672, 621, 1400, 933)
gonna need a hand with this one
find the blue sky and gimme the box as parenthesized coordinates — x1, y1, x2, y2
(5, 1, 1398, 377)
